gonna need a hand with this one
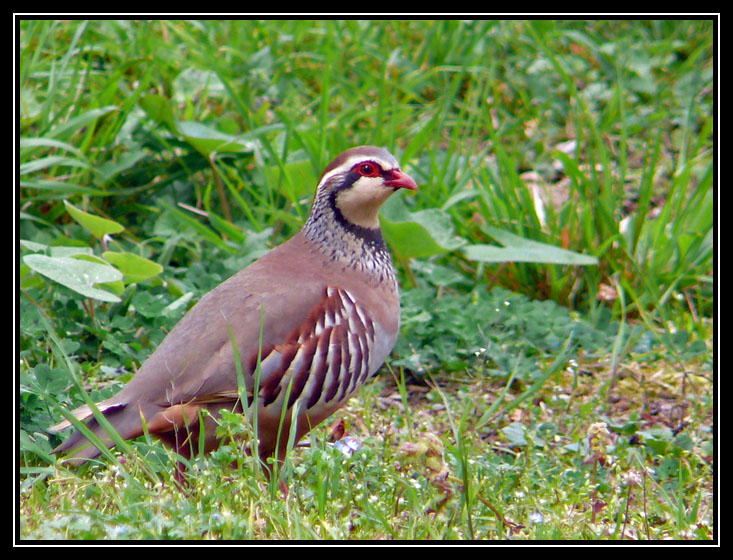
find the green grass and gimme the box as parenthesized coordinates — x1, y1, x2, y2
(18, 19, 714, 541)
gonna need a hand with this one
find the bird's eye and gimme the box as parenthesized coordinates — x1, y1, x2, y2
(356, 162, 380, 177)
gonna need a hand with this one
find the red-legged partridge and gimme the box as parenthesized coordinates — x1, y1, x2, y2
(51, 146, 418, 476)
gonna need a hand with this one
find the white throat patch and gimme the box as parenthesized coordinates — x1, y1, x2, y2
(335, 176, 395, 229)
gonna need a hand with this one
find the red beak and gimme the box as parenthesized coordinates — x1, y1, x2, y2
(385, 169, 418, 191)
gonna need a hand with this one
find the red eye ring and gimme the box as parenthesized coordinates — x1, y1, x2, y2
(355, 162, 380, 177)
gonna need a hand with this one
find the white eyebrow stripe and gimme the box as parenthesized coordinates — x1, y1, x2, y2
(317, 155, 397, 188)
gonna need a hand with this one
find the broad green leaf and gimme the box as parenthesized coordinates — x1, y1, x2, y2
(102, 251, 164, 284)
(50, 246, 94, 258)
(19, 239, 48, 253)
(464, 225, 598, 265)
(139, 94, 177, 130)
(501, 422, 528, 447)
(20, 239, 95, 260)
(23, 254, 122, 302)
(380, 194, 465, 259)
(64, 201, 124, 239)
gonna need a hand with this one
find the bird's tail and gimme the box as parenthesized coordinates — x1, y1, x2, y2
(49, 400, 138, 465)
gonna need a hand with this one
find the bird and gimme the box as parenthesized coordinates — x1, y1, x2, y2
(50, 145, 418, 480)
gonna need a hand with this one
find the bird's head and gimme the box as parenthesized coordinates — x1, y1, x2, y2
(313, 146, 418, 230)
